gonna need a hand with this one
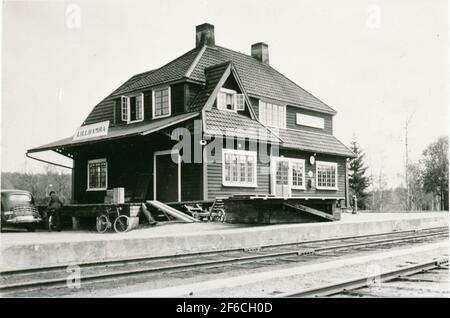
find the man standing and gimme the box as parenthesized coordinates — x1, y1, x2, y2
(48, 191, 64, 231)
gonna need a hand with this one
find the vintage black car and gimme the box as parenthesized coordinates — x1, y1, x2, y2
(1, 189, 42, 232)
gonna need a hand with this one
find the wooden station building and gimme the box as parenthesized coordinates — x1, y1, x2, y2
(28, 23, 355, 223)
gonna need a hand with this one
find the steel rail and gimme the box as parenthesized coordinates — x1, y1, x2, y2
(0, 228, 447, 292)
(278, 258, 449, 297)
(3, 226, 447, 276)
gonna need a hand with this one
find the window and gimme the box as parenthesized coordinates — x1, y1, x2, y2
(236, 94, 245, 111)
(87, 159, 108, 191)
(259, 101, 286, 128)
(9, 194, 32, 203)
(222, 149, 257, 187)
(316, 161, 338, 190)
(152, 87, 171, 118)
(296, 113, 325, 129)
(217, 88, 245, 112)
(121, 97, 129, 122)
(272, 157, 305, 191)
(291, 160, 305, 189)
(121, 94, 144, 123)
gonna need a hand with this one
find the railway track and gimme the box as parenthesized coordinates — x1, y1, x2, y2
(1, 227, 448, 294)
(279, 258, 449, 297)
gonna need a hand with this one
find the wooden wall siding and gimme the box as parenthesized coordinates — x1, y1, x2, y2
(185, 83, 203, 111)
(250, 98, 333, 134)
(222, 73, 240, 92)
(286, 106, 333, 134)
(143, 90, 153, 121)
(210, 73, 252, 117)
(113, 97, 124, 125)
(181, 162, 203, 201)
(84, 82, 189, 128)
(171, 83, 185, 116)
(206, 142, 271, 199)
(279, 149, 346, 199)
(179, 137, 204, 201)
(250, 97, 261, 117)
(71, 134, 183, 204)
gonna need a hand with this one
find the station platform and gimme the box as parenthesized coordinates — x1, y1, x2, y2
(0, 212, 448, 271)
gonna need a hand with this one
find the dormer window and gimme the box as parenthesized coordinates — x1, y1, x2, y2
(217, 88, 245, 112)
(121, 93, 144, 124)
(152, 87, 171, 119)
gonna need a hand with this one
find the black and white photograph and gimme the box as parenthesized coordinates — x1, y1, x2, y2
(0, 0, 449, 304)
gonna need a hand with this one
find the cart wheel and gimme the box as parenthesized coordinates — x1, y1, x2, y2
(48, 216, 53, 232)
(113, 215, 130, 233)
(96, 215, 110, 233)
(218, 210, 226, 223)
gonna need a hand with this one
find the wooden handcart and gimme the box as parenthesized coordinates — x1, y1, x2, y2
(51, 203, 136, 233)
(95, 205, 130, 233)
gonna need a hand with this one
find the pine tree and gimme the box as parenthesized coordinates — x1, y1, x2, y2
(421, 136, 449, 210)
(348, 138, 370, 209)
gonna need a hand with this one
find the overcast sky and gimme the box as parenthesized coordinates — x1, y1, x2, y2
(1, 0, 448, 188)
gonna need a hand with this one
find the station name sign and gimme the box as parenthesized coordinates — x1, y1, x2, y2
(73, 121, 110, 141)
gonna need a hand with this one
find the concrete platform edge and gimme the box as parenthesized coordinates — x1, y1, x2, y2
(1, 214, 448, 271)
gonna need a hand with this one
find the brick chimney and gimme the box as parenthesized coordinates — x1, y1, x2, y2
(196, 23, 215, 47)
(251, 42, 269, 65)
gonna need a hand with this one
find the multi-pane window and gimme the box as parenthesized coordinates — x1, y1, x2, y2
(121, 94, 144, 123)
(222, 149, 257, 187)
(87, 159, 107, 190)
(217, 88, 245, 112)
(153, 87, 171, 118)
(121, 97, 129, 122)
(259, 101, 286, 128)
(291, 161, 305, 189)
(276, 161, 289, 186)
(316, 161, 338, 190)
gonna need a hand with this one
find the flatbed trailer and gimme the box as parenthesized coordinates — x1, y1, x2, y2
(38, 203, 143, 233)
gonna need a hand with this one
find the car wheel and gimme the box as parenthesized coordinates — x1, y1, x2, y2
(27, 225, 36, 232)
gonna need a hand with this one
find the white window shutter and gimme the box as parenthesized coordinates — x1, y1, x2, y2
(121, 96, 129, 122)
(236, 94, 245, 111)
(259, 101, 266, 124)
(217, 92, 224, 110)
(136, 94, 143, 120)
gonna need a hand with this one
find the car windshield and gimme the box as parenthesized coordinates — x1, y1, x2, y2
(9, 193, 32, 203)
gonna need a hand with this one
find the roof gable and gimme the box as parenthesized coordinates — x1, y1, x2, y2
(87, 43, 336, 123)
(188, 62, 231, 113)
(189, 46, 336, 115)
(189, 61, 256, 119)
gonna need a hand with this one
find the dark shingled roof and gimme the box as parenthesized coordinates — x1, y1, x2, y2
(204, 109, 281, 143)
(100, 44, 336, 115)
(190, 46, 336, 114)
(278, 129, 355, 157)
(203, 109, 353, 157)
(111, 47, 202, 96)
(28, 112, 199, 154)
(31, 42, 352, 157)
